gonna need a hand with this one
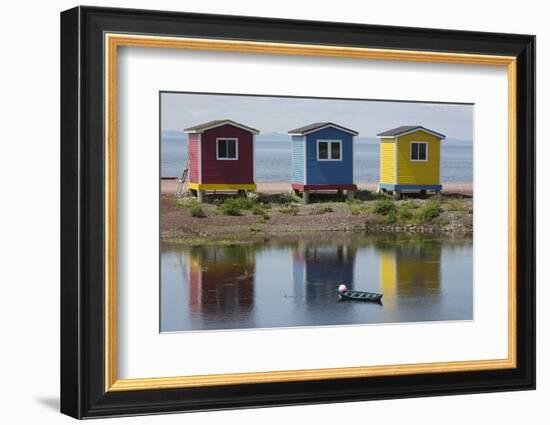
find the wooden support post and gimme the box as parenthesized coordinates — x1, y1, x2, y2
(302, 190, 310, 204)
(346, 190, 355, 200)
(393, 190, 401, 200)
(197, 190, 205, 203)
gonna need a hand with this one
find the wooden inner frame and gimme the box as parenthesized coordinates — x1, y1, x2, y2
(104, 33, 517, 392)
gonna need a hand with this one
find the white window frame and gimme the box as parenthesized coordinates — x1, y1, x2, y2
(316, 139, 342, 161)
(216, 138, 239, 160)
(410, 141, 428, 162)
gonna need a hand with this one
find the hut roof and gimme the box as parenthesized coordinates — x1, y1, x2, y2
(377, 125, 446, 139)
(184, 119, 260, 134)
(288, 122, 359, 136)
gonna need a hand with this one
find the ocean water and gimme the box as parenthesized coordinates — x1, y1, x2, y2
(161, 138, 473, 182)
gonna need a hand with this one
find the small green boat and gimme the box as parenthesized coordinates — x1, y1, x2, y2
(338, 289, 383, 302)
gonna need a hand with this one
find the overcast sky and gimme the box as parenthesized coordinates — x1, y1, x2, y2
(161, 92, 473, 140)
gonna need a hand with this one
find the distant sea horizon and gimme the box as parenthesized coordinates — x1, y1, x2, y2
(161, 134, 473, 183)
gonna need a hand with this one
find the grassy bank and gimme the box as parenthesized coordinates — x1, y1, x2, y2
(161, 190, 472, 245)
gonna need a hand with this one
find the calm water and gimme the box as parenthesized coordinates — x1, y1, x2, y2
(161, 138, 473, 182)
(161, 235, 473, 332)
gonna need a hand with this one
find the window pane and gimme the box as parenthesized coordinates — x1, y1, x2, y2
(419, 143, 426, 160)
(411, 143, 418, 160)
(218, 140, 227, 158)
(227, 140, 237, 158)
(318, 142, 328, 159)
(331, 142, 341, 160)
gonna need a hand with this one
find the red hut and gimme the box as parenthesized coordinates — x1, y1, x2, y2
(184, 119, 259, 201)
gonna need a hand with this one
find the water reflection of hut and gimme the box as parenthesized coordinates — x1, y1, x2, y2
(293, 243, 357, 305)
(379, 239, 442, 297)
(188, 246, 255, 317)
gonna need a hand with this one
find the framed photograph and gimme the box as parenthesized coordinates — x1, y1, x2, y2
(60, 6, 535, 419)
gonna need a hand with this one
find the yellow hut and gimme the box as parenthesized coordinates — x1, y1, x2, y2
(377, 126, 446, 198)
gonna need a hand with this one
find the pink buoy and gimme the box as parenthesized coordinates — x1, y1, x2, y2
(338, 284, 348, 292)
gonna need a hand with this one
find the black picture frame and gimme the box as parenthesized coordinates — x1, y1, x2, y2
(61, 5, 535, 419)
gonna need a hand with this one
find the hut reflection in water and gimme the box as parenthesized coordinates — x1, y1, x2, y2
(160, 235, 472, 332)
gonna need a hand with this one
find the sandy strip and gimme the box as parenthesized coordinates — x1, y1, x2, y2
(161, 180, 473, 196)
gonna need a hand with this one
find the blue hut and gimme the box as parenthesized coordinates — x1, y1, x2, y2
(288, 122, 358, 203)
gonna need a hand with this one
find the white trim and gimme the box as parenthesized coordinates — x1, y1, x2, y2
(216, 138, 239, 160)
(198, 134, 202, 184)
(410, 141, 429, 162)
(185, 120, 259, 135)
(289, 123, 358, 136)
(378, 127, 445, 140)
(316, 139, 342, 161)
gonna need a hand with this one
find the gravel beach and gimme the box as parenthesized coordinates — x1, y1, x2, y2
(160, 181, 473, 244)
